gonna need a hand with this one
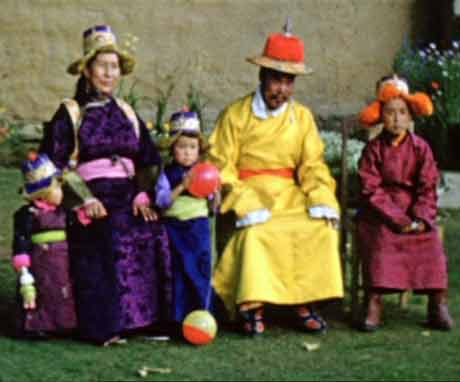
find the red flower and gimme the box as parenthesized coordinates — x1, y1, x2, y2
(431, 81, 440, 90)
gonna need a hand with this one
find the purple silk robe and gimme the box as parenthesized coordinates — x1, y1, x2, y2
(356, 131, 448, 291)
(40, 97, 172, 343)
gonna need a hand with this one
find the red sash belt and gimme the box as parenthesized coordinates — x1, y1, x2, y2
(239, 168, 294, 180)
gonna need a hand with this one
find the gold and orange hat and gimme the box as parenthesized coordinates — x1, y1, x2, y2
(67, 25, 135, 75)
(359, 74, 434, 127)
(246, 18, 312, 76)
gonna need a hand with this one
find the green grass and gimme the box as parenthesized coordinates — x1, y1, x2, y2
(0, 166, 459, 381)
(0, 167, 23, 256)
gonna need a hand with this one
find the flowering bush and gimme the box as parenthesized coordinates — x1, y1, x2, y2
(393, 41, 460, 128)
(393, 41, 460, 169)
(319, 130, 365, 177)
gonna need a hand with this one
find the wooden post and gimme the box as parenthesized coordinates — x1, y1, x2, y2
(339, 117, 350, 289)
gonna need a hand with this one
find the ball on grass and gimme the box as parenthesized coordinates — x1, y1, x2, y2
(182, 310, 217, 345)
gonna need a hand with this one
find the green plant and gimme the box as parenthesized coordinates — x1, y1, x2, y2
(393, 40, 460, 128)
(187, 83, 209, 133)
(393, 40, 460, 168)
(116, 78, 153, 112)
(0, 109, 35, 166)
(319, 130, 365, 177)
(154, 80, 176, 135)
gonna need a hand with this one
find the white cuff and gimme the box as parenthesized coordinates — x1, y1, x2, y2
(309, 205, 339, 220)
(236, 208, 272, 228)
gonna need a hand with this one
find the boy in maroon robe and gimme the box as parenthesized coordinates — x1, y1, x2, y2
(357, 75, 453, 332)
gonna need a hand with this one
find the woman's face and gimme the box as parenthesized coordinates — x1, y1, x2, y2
(173, 135, 200, 167)
(261, 69, 296, 110)
(382, 97, 413, 136)
(84, 52, 121, 96)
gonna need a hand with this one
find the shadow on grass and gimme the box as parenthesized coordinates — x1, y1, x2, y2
(0, 258, 18, 338)
(0, 289, 17, 338)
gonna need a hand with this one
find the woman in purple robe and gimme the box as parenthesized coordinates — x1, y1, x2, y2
(357, 75, 453, 332)
(39, 25, 172, 345)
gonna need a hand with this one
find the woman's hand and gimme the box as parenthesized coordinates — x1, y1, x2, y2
(132, 192, 158, 222)
(133, 204, 158, 222)
(84, 199, 108, 219)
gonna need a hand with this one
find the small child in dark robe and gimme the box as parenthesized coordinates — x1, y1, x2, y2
(154, 110, 219, 337)
(12, 152, 78, 338)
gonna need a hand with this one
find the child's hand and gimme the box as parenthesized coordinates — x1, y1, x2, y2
(19, 268, 37, 310)
(182, 171, 195, 191)
(21, 284, 37, 310)
(401, 220, 426, 234)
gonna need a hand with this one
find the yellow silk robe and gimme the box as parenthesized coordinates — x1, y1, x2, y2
(209, 93, 344, 317)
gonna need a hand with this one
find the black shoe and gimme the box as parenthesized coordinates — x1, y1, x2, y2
(21, 330, 49, 340)
(240, 308, 265, 337)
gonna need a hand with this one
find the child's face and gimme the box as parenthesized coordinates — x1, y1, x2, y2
(173, 135, 200, 167)
(45, 185, 64, 206)
(382, 97, 412, 136)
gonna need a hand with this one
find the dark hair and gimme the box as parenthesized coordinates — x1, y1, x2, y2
(72, 53, 104, 105)
(171, 131, 209, 155)
(259, 67, 296, 84)
(375, 74, 409, 93)
(74, 75, 88, 105)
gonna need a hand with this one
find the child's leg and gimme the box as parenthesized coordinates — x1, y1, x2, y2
(427, 289, 453, 330)
(362, 291, 383, 332)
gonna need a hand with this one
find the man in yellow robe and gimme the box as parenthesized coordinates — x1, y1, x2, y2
(209, 21, 344, 336)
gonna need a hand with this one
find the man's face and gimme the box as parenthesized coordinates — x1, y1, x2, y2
(260, 69, 296, 110)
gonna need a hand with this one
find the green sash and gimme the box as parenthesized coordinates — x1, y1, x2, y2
(31, 230, 67, 244)
(163, 196, 209, 221)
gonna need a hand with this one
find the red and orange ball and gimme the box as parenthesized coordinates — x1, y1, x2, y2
(182, 310, 217, 345)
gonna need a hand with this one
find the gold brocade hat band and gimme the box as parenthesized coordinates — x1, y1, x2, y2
(67, 25, 135, 75)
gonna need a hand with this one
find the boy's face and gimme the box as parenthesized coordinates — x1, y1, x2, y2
(173, 135, 200, 167)
(382, 97, 413, 137)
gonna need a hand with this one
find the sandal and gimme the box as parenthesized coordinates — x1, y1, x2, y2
(297, 306, 327, 334)
(239, 308, 265, 337)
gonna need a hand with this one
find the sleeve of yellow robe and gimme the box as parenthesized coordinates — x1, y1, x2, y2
(209, 106, 267, 218)
(295, 106, 340, 211)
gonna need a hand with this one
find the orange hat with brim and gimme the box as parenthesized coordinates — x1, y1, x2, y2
(247, 21, 313, 76)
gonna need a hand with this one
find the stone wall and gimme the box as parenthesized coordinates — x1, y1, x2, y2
(0, 0, 418, 127)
